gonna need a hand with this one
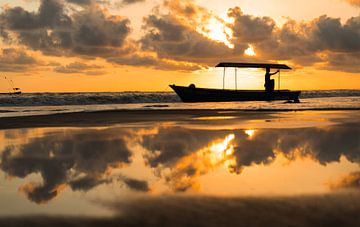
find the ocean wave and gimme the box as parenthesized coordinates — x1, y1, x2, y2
(0, 90, 359, 106)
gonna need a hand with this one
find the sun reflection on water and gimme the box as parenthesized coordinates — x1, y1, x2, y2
(244, 129, 256, 138)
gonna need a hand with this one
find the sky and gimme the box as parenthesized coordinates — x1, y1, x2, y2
(0, 0, 359, 92)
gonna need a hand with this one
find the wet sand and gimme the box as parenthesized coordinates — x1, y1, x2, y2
(1, 194, 360, 227)
(1, 109, 359, 130)
(0, 109, 275, 129)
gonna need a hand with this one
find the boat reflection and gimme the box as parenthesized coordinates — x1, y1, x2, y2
(0, 121, 359, 204)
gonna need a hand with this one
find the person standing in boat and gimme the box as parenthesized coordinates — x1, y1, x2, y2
(264, 68, 279, 92)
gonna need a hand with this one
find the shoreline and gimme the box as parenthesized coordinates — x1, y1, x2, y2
(0, 109, 359, 130)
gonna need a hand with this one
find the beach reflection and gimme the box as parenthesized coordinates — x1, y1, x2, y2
(0, 113, 359, 211)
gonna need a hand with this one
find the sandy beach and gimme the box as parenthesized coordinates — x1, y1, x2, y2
(1, 108, 359, 129)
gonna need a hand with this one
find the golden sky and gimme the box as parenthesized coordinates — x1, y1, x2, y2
(0, 0, 359, 92)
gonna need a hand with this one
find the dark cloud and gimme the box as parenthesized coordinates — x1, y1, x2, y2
(1, 7, 39, 30)
(0, 128, 133, 203)
(140, 14, 236, 65)
(1, 1, 359, 73)
(140, 2, 360, 72)
(72, 9, 130, 48)
(107, 54, 157, 66)
(323, 52, 360, 73)
(228, 7, 276, 44)
(107, 54, 203, 72)
(66, 0, 93, 5)
(0, 0, 131, 57)
(0, 48, 38, 72)
(69, 176, 111, 191)
(1, 0, 72, 30)
(122, 177, 150, 192)
(121, 0, 145, 5)
(227, 8, 360, 72)
(311, 15, 360, 52)
(54, 61, 105, 74)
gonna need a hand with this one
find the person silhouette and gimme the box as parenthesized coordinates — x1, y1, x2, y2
(264, 68, 279, 92)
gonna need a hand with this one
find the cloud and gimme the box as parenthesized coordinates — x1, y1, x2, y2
(139, 0, 245, 67)
(107, 54, 203, 71)
(0, 128, 134, 203)
(0, 48, 38, 72)
(228, 7, 276, 44)
(345, 0, 360, 7)
(1, 0, 132, 57)
(140, 14, 236, 65)
(66, 0, 93, 5)
(1, 0, 71, 30)
(227, 8, 360, 72)
(120, 0, 146, 5)
(122, 176, 150, 192)
(54, 61, 105, 75)
(322, 52, 360, 73)
(138, 2, 360, 72)
(1, 1, 359, 73)
(69, 176, 111, 191)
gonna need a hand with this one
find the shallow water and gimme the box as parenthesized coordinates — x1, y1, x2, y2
(0, 96, 360, 118)
(0, 90, 360, 117)
(0, 110, 359, 219)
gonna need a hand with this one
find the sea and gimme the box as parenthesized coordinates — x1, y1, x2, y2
(0, 90, 359, 117)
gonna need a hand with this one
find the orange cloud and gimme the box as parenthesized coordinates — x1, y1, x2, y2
(329, 171, 360, 190)
(345, 0, 360, 7)
(0, 0, 359, 73)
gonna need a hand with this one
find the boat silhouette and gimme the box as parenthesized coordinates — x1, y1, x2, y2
(170, 62, 300, 103)
(1, 76, 21, 95)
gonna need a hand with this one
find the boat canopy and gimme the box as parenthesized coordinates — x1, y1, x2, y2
(215, 62, 291, 70)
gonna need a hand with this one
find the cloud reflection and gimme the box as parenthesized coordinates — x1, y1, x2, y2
(140, 122, 360, 191)
(0, 128, 135, 203)
(1, 121, 359, 203)
(330, 171, 360, 190)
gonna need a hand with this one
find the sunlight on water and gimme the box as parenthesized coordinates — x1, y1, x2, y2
(244, 129, 256, 138)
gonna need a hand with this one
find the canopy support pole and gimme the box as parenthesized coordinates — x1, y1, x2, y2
(223, 67, 226, 89)
(278, 70, 281, 91)
(235, 68, 237, 90)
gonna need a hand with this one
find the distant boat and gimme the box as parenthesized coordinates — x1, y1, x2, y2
(170, 62, 300, 103)
(1, 76, 22, 95)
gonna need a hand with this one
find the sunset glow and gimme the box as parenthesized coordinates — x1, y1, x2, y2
(0, 0, 358, 92)
(244, 129, 256, 138)
(244, 45, 256, 56)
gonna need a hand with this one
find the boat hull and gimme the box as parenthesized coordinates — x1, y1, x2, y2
(0, 91, 21, 95)
(170, 85, 300, 103)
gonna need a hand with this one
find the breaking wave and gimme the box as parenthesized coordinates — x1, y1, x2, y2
(0, 90, 359, 107)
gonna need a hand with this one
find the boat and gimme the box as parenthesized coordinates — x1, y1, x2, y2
(1, 76, 22, 95)
(170, 62, 300, 103)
